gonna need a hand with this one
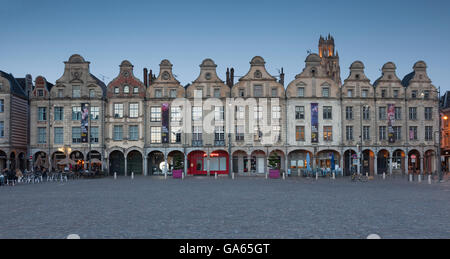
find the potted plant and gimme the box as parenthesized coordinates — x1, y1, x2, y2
(268, 153, 281, 179)
(172, 154, 184, 179)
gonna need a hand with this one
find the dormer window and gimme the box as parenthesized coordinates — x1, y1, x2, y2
(123, 85, 129, 94)
(155, 89, 162, 98)
(381, 89, 387, 98)
(347, 90, 353, 97)
(89, 89, 95, 98)
(38, 90, 44, 97)
(114, 87, 119, 94)
(271, 88, 278, 97)
(72, 85, 81, 98)
(58, 89, 63, 98)
(311, 69, 316, 77)
(423, 90, 430, 99)
(253, 85, 263, 97)
(214, 88, 221, 98)
(355, 74, 360, 80)
(362, 89, 368, 98)
(0, 82, 3, 90)
(133, 87, 139, 94)
(170, 89, 177, 98)
(297, 87, 304, 97)
(239, 89, 245, 97)
(322, 87, 329, 97)
(393, 90, 399, 98)
(412, 90, 417, 99)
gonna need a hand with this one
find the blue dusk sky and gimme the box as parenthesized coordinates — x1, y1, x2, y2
(1, 0, 450, 91)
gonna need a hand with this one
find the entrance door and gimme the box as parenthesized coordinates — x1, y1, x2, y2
(257, 157, 265, 174)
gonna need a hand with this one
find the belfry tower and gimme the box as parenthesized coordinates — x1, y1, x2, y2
(319, 34, 341, 84)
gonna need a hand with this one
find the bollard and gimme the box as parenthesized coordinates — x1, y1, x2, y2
(232, 172, 235, 180)
(418, 174, 422, 183)
(282, 172, 286, 180)
(265, 172, 268, 179)
(164, 172, 167, 180)
(182, 173, 185, 180)
(215, 173, 217, 179)
(366, 173, 369, 178)
(383, 172, 386, 180)
(428, 175, 431, 184)
(131, 172, 134, 180)
(409, 174, 413, 182)
(332, 172, 335, 180)
(114, 172, 117, 180)
(316, 172, 318, 180)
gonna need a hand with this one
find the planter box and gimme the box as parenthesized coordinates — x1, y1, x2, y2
(172, 169, 183, 179)
(269, 169, 280, 179)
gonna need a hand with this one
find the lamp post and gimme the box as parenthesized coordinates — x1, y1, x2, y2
(228, 101, 232, 178)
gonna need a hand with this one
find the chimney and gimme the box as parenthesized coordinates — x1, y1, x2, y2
(230, 68, 235, 86)
(226, 68, 230, 87)
(149, 69, 153, 86)
(143, 68, 148, 87)
(280, 68, 285, 86)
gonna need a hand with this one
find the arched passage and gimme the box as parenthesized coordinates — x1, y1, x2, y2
(288, 150, 313, 175)
(251, 150, 266, 174)
(70, 151, 85, 172)
(51, 151, 66, 171)
(393, 150, 405, 174)
(109, 150, 125, 175)
(148, 151, 165, 175)
(232, 150, 248, 174)
(167, 150, 185, 173)
(424, 150, 435, 174)
(269, 150, 285, 171)
(0, 150, 7, 171)
(316, 150, 340, 170)
(188, 150, 206, 175)
(127, 150, 143, 175)
(210, 150, 229, 175)
(408, 150, 421, 174)
(377, 150, 390, 175)
(362, 150, 374, 176)
(87, 151, 102, 172)
(344, 150, 357, 176)
(33, 151, 48, 170)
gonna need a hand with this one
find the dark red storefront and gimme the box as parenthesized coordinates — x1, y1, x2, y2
(188, 150, 229, 175)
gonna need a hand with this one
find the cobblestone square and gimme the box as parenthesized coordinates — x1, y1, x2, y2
(0, 176, 449, 239)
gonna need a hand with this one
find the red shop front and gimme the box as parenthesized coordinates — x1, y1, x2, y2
(188, 150, 229, 175)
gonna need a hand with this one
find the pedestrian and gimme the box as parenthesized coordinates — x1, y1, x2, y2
(0, 170, 5, 186)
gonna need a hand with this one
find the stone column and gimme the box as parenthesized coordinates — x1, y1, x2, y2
(420, 157, 424, 175)
(184, 153, 188, 177)
(389, 155, 393, 175)
(124, 154, 127, 176)
(374, 156, 378, 176)
(284, 155, 288, 176)
(207, 153, 210, 176)
(143, 156, 148, 176)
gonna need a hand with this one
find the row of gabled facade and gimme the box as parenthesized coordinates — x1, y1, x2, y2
(0, 36, 441, 177)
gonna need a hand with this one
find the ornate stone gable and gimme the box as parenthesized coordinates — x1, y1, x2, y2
(107, 60, 146, 98)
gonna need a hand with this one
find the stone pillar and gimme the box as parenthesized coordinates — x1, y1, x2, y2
(143, 156, 148, 176)
(164, 155, 168, 176)
(229, 155, 233, 176)
(124, 154, 127, 176)
(184, 153, 188, 177)
(405, 155, 409, 175)
(389, 155, 393, 175)
(246, 156, 251, 174)
(420, 157, 424, 175)
(207, 153, 210, 176)
(284, 155, 288, 176)
(374, 156, 378, 176)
